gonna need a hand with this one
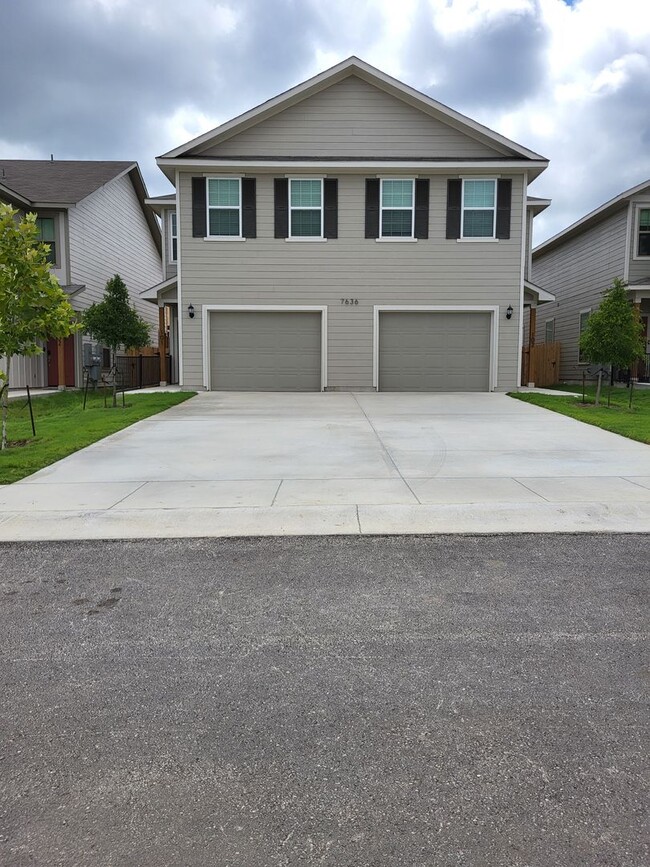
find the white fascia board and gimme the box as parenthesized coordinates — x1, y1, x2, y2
(524, 280, 555, 303)
(157, 158, 546, 173)
(159, 57, 547, 162)
(526, 197, 551, 215)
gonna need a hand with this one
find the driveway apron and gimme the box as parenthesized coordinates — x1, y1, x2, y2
(0, 392, 648, 538)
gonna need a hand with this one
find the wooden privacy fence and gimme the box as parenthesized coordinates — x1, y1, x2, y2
(521, 342, 560, 387)
(115, 354, 171, 390)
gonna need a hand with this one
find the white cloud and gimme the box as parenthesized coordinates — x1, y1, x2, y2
(428, 0, 536, 37)
(1, 0, 647, 242)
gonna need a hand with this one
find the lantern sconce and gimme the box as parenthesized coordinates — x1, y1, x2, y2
(188, 304, 195, 319)
(506, 305, 513, 320)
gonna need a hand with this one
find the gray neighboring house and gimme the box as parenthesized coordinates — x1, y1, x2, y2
(144, 56, 553, 393)
(531, 180, 650, 382)
(0, 160, 162, 389)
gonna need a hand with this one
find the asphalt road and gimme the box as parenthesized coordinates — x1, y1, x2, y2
(1, 535, 648, 867)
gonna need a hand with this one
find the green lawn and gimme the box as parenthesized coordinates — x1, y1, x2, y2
(509, 384, 650, 445)
(0, 389, 195, 484)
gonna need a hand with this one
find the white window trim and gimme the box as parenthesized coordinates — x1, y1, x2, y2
(288, 177, 324, 239)
(545, 318, 555, 343)
(578, 308, 591, 364)
(380, 178, 415, 239)
(461, 178, 497, 240)
(201, 305, 328, 391)
(35, 215, 58, 267)
(169, 210, 177, 263)
(372, 305, 499, 391)
(206, 176, 243, 239)
(632, 202, 650, 260)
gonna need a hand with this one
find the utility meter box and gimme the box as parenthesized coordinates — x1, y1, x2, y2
(83, 343, 102, 383)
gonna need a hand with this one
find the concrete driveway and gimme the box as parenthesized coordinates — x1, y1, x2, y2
(0, 392, 649, 539)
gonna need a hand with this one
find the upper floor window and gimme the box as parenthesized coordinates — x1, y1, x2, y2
(35, 216, 56, 264)
(207, 178, 241, 237)
(289, 179, 323, 237)
(462, 179, 496, 238)
(638, 207, 650, 256)
(545, 319, 555, 343)
(169, 211, 177, 262)
(380, 179, 414, 237)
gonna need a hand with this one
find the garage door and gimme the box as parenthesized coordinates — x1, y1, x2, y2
(379, 311, 491, 392)
(210, 311, 322, 391)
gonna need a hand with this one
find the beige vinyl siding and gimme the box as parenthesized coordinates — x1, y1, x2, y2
(67, 173, 161, 329)
(194, 76, 505, 160)
(531, 206, 628, 380)
(627, 191, 650, 284)
(178, 171, 524, 391)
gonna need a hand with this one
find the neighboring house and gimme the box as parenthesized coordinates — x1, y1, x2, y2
(144, 57, 553, 393)
(0, 160, 162, 389)
(531, 180, 650, 382)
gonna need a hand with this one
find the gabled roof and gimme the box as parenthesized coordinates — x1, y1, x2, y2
(0, 159, 161, 254)
(533, 179, 650, 259)
(0, 160, 135, 204)
(159, 57, 547, 165)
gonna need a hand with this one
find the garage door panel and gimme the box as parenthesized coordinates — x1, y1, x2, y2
(379, 312, 491, 392)
(210, 311, 321, 391)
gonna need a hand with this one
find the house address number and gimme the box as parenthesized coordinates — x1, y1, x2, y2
(340, 298, 359, 305)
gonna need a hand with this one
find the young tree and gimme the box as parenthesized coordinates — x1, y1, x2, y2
(83, 274, 151, 407)
(0, 203, 79, 450)
(579, 277, 645, 405)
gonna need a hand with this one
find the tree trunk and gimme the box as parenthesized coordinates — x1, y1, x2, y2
(595, 369, 603, 406)
(1, 355, 11, 451)
(112, 347, 117, 408)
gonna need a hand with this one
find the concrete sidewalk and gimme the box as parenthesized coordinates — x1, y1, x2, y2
(0, 391, 649, 539)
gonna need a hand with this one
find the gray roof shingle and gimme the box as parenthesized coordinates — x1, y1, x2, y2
(0, 160, 135, 203)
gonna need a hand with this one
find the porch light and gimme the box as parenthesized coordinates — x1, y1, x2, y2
(506, 305, 513, 320)
(188, 304, 195, 319)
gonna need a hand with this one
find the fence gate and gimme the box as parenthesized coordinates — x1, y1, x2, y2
(521, 342, 560, 387)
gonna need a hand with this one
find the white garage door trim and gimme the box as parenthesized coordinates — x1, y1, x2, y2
(202, 305, 328, 391)
(373, 305, 499, 391)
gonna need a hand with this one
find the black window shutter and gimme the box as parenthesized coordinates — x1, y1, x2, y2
(192, 177, 207, 238)
(496, 179, 512, 240)
(323, 178, 338, 239)
(274, 178, 289, 238)
(365, 178, 380, 239)
(241, 178, 256, 238)
(414, 179, 429, 239)
(446, 179, 462, 239)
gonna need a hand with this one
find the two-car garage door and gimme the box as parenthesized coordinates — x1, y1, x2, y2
(378, 311, 491, 392)
(210, 311, 322, 391)
(208, 309, 491, 392)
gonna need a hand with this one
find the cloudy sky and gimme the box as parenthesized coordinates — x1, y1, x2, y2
(2, 0, 648, 243)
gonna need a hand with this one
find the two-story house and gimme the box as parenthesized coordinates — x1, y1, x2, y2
(531, 180, 650, 382)
(0, 160, 162, 389)
(144, 57, 552, 393)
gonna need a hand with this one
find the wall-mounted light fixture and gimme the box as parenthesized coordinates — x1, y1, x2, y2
(506, 305, 513, 320)
(188, 304, 195, 319)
